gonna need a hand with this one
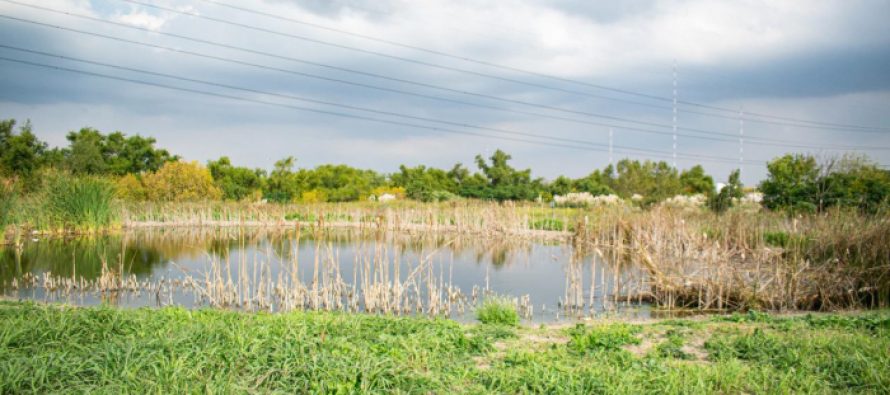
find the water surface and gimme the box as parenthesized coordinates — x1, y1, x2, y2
(0, 228, 653, 322)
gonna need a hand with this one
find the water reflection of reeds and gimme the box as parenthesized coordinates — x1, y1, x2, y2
(1, 227, 649, 321)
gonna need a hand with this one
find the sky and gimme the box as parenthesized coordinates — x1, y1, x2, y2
(0, 0, 889, 184)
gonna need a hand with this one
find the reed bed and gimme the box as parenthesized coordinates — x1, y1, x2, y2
(4, 202, 888, 318)
(119, 200, 577, 240)
(576, 206, 890, 312)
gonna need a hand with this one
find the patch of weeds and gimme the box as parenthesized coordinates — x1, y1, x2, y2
(567, 323, 641, 354)
(531, 218, 564, 231)
(715, 310, 773, 323)
(476, 298, 519, 327)
(763, 231, 790, 247)
(705, 328, 801, 369)
(802, 313, 890, 333)
(655, 329, 692, 360)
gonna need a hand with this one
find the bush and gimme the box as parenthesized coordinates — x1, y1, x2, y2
(142, 161, 222, 202)
(300, 189, 327, 203)
(42, 172, 115, 229)
(476, 298, 519, 326)
(115, 174, 147, 201)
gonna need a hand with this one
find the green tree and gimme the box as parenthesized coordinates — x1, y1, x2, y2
(0, 119, 48, 182)
(473, 149, 542, 201)
(63, 128, 176, 175)
(680, 165, 715, 195)
(65, 128, 107, 174)
(609, 159, 682, 205)
(208, 156, 265, 201)
(304, 164, 383, 202)
(573, 168, 614, 196)
(819, 155, 890, 213)
(759, 154, 820, 212)
(391, 165, 459, 202)
(264, 156, 302, 203)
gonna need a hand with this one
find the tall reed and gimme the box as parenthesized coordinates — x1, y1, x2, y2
(41, 172, 116, 231)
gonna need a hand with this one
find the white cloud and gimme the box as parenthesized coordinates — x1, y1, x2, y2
(112, 12, 169, 31)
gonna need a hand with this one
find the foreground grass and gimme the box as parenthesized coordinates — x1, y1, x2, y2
(0, 303, 888, 394)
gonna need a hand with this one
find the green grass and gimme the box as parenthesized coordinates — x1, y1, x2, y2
(1, 302, 887, 393)
(476, 297, 520, 326)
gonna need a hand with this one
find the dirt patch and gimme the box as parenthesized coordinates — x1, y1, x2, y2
(520, 332, 569, 347)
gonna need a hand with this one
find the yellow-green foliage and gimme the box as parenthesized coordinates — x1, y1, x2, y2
(142, 161, 222, 202)
(115, 173, 147, 201)
(300, 189, 327, 203)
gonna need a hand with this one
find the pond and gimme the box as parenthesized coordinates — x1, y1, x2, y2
(0, 227, 655, 323)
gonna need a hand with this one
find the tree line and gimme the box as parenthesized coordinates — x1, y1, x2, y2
(2, 119, 888, 213)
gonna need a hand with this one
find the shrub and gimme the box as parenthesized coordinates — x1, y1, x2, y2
(476, 298, 519, 326)
(300, 189, 327, 203)
(115, 174, 147, 201)
(142, 161, 222, 202)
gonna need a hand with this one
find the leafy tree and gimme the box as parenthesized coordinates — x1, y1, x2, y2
(573, 169, 614, 196)
(759, 154, 820, 212)
(680, 165, 715, 195)
(819, 155, 890, 213)
(609, 159, 682, 205)
(64, 128, 176, 175)
(0, 119, 47, 183)
(473, 149, 542, 201)
(709, 169, 743, 213)
(208, 157, 265, 201)
(548, 176, 574, 197)
(142, 161, 222, 201)
(263, 157, 302, 203)
(391, 165, 458, 202)
(103, 132, 176, 175)
(305, 164, 383, 202)
(65, 128, 107, 174)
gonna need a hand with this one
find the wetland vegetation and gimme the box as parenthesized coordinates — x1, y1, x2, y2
(2, 118, 890, 392)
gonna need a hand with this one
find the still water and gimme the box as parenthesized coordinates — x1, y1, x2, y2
(0, 228, 652, 322)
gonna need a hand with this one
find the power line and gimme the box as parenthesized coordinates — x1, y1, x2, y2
(0, 55, 762, 166)
(160, 0, 890, 133)
(5, 44, 750, 163)
(2, 13, 886, 153)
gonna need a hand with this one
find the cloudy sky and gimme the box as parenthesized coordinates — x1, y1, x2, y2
(1, 0, 888, 183)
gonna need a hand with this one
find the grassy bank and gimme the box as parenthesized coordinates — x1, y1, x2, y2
(0, 302, 887, 393)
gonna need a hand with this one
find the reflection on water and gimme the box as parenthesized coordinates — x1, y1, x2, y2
(0, 228, 653, 322)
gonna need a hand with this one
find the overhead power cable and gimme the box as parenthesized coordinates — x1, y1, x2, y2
(1, 13, 886, 153)
(127, 0, 890, 133)
(0, 49, 767, 165)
